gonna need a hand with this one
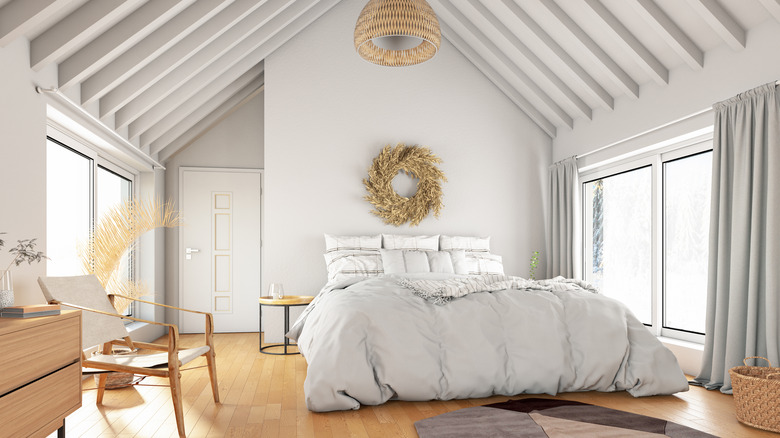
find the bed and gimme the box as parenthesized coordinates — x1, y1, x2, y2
(287, 234, 689, 412)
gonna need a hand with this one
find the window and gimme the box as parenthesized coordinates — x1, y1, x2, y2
(581, 137, 712, 342)
(46, 133, 136, 314)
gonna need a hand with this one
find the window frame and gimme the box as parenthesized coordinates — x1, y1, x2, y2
(46, 125, 139, 316)
(580, 134, 712, 344)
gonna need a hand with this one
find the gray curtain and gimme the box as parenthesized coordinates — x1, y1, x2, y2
(547, 157, 581, 279)
(694, 82, 780, 392)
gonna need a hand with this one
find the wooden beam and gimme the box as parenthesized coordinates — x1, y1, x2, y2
(152, 73, 264, 156)
(80, 0, 232, 105)
(58, 0, 195, 89)
(499, 0, 613, 110)
(467, 0, 591, 120)
(685, 0, 746, 50)
(0, 0, 71, 47)
(433, 0, 573, 128)
(539, 0, 639, 99)
(583, 0, 668, 85)
(101, 0, 284, 122)
(124, 0, 313, 138)
(631, 0, 703, 70)
(31, 0, 144, 71)
(440, 22, 556, 138)
(140, 64, 264, 146)
(757, 0, 780, 23)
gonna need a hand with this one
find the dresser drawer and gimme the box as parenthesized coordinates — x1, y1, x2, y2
(0, 362, 81, 438)
(0, 313, 81, 396)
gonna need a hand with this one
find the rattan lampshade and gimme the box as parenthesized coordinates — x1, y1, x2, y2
(354, 0, 441, 67)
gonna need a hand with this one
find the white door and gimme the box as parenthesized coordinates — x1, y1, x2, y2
(180, 168, 262, 333)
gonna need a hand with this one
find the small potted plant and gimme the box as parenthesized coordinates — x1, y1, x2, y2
(0, 232, 47, 309)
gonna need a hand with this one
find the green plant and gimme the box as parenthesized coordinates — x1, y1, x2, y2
(1, 232, 47, 285)
(529, 251, 540, 280)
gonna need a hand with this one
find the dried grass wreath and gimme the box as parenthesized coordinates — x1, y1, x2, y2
(363, 144, 446, 227)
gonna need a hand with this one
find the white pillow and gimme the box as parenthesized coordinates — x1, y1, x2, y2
(324, 234, 381, 253)
(449, 250, 469, 275)
(382, 234, 439, 251)
(381, 249, 454, 274)
(439, 235, 490, 253)
(324, 250, 383, 281)
(465, 253, 504, 275)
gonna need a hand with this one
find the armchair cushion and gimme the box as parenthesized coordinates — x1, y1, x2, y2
(38, 275, 130, 349)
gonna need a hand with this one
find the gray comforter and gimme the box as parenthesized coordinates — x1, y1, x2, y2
(289, 274, 688, 412)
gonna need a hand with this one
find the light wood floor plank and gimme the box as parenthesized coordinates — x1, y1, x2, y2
(50, 332, 778, 437)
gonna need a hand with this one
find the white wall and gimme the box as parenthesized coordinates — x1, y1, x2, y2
(0, 39, 52, 305)
(263, 1, 551, 342)
(553, 19, 780, 162)
(164, 92, 264, 325)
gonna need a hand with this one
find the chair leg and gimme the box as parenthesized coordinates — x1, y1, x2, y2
(96, 373, 108, 405)
(169, 371, 186, 438)
(206, 350, 220, 403)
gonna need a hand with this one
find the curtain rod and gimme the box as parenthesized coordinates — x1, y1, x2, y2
(35, 86, 165, 170)
(576, 107, 712, 160)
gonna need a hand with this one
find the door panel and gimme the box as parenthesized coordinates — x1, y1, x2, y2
(180, 169, 261, 333)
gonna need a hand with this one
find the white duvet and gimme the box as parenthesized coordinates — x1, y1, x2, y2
(288, 274, 688, 412)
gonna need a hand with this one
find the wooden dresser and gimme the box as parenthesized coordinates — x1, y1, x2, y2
(0, 310, 82, 438)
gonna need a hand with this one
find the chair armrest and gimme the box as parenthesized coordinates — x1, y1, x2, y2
(109, 294, 211, 316)
(50, 300, 175, 330)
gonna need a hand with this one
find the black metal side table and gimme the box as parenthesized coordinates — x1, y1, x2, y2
(258, 295, 313, 355)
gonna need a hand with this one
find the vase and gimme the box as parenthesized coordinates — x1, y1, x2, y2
(0, 270, 13, 309)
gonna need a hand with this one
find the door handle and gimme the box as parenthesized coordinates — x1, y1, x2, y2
(185, 248, 200, 259)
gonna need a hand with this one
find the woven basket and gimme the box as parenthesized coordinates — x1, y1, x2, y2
(728, 356, 780, 433)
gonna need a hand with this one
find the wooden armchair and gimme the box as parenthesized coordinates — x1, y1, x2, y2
(38, 275, 219, 438)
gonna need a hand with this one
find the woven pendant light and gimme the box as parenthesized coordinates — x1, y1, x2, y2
(354, 0, 441, 67)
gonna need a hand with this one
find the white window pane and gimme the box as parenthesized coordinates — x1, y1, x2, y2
(663, 151, 712, 334)
(46, 140, 92, 276)
(97, 167, 133, 306)
(584, 167, 652, 324)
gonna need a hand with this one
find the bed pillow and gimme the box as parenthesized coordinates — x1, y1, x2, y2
(439, 235, 491, 253)
(324, 251, 383, 281)
(381, 249, 454, 274)
(324, 234, 381, 253)
(382, 234, 439, 251)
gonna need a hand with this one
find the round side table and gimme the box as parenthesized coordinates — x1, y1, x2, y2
(258, 295, 313, 355)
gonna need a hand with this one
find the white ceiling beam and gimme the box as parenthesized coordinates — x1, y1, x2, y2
(58, 0, 195, 89)
(30, 0, 145, 71)
(758, 0, 780, 23)
(583, 0, 668, 85)
(630, 0, 703, 70)
(80, 0, 232, 105)
(140, 64, 263, 146)
(440, 22, 556, 138)
(111, 0, 294, 128)
(134, 0, 338, 142)
(149, 69, 264, 154)
(0, 0, 71, 47)
(685, 0, 746, 50)
(499, 0, 613, 110)
(538, 0, 639, 99)
(467, 0, 591, 120)
(434, 1, 572, 129)
(157, 81, 264, 163)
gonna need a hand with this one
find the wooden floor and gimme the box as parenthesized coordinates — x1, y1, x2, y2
(55, 332, 775, 437)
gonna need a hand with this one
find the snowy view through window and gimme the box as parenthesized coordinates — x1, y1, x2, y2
(584, 151, 712, 335)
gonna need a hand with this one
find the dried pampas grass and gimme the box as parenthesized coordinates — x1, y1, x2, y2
(80, 198, 181, 313)
(363, 144, 446, 227)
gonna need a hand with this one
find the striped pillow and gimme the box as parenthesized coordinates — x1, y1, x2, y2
(324, 234, 381, 253)
(439, 235, 491, 253)
(324, 250, 383, 281)
(382, 234, 439, 251)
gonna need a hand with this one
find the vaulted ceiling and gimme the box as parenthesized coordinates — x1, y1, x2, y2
(1, 0, 777, 162)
